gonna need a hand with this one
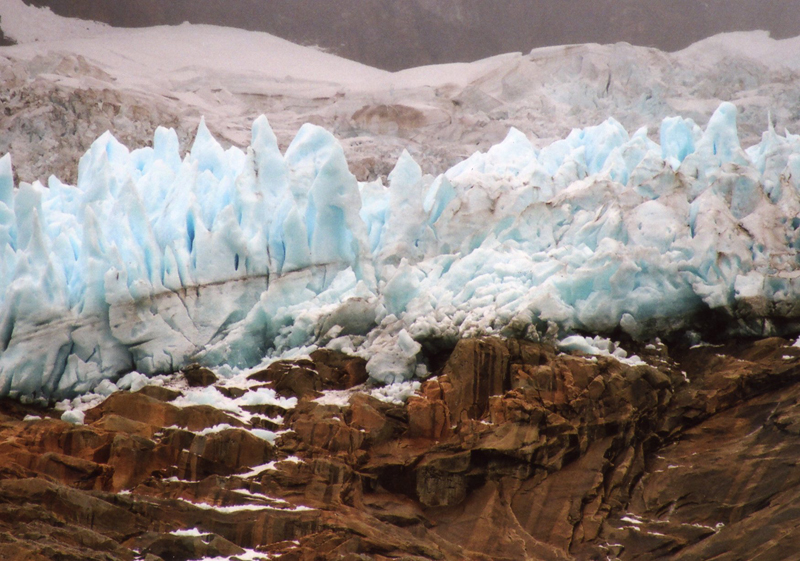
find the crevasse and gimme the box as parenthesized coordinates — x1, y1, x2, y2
(2, 102, 800, 399)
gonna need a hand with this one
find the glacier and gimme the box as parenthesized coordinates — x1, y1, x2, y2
(3, 101, 800, 399)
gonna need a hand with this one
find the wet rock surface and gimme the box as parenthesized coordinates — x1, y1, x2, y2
(1, 337, 800, 559)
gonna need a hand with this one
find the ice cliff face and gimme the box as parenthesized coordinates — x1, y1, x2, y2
(2, 102, 800, 399)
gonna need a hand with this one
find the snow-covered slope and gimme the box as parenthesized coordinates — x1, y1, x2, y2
(3, 100, 800, 399)
(15, 0, 800, 71)
(4, 0, 800, 187)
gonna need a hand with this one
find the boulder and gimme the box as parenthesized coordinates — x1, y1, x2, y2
(136, 385, 181, 402)
(248, 350, 368, 399)
(182, 364, 219, 387)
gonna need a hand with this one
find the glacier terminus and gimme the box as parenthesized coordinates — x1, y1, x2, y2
(2, 102, 800, 399)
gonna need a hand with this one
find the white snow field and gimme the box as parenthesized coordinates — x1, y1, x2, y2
(4, 0, 800, 400)
(3, 100, 800, 399)
(5, 0, 800, 185)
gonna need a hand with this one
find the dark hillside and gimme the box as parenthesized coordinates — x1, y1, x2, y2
(22, 0, 800, 70)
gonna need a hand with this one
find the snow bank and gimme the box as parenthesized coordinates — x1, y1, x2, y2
(2, 102, 800, 398)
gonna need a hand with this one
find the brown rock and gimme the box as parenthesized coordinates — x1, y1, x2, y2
(0, 418, 111, 462)
(90, 413, 156, 438)
(0, 514, 136, 561)
(136, 385, 181, 402)
(4, 336, 800, 560)
(106, 432, 159, 490)
(475, 421, 543, 463)
(0, 478, 146, 541)
(182, 364, 219, 387)
(406, 396, 451, 440)
(263, 361, 325, 399)
(429, 480, 572, 561)
(126, 531, 244, 561)
(347, 393, 406, 445)
(290, 403, 365, 454)
(248, 350, 368, 399)
(362, 492, 427, 527)
(84, 391, 244, 432)
(241, 402, 291, 419)
(511, 438, 612, 550)
(177, 428, 275, 480)
(30, 452, 113, 490)
(215, 385, 247, 399)
(442, 338, 511, 422)
(309, 349, 369, 389)
(248, 358, 315, 383)
(415, 451, 472, 507)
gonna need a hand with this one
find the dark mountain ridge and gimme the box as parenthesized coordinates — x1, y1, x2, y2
(21, 0, 800, 70)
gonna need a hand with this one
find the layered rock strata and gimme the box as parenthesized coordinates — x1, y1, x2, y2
(1, 337, 800, 559)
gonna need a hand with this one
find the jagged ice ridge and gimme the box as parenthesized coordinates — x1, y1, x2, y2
(2, 102, 800, 399)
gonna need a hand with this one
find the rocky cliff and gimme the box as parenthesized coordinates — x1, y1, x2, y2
(20, 0, 800, 70)
(2, 336, 800, 559)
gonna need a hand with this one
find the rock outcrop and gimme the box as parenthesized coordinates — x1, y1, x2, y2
(2, 338, 800, 559)
(0, 53, 195, 186)
(0, 16, 14, 46)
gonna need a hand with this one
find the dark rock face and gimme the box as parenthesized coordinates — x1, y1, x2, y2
(129, 532, 245, 561)
(182, 364, 219, 388)
(21, 0, 800, 71)
(1, 337, 800, 558)
(0, 16, 14, 46)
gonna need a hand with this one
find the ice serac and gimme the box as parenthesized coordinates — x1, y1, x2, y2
(3, 102, 800, 399)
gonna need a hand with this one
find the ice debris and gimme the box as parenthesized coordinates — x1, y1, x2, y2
(3, 103, 800, 399)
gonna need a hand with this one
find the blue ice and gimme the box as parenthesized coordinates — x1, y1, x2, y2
(2, 102, 800, 399)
